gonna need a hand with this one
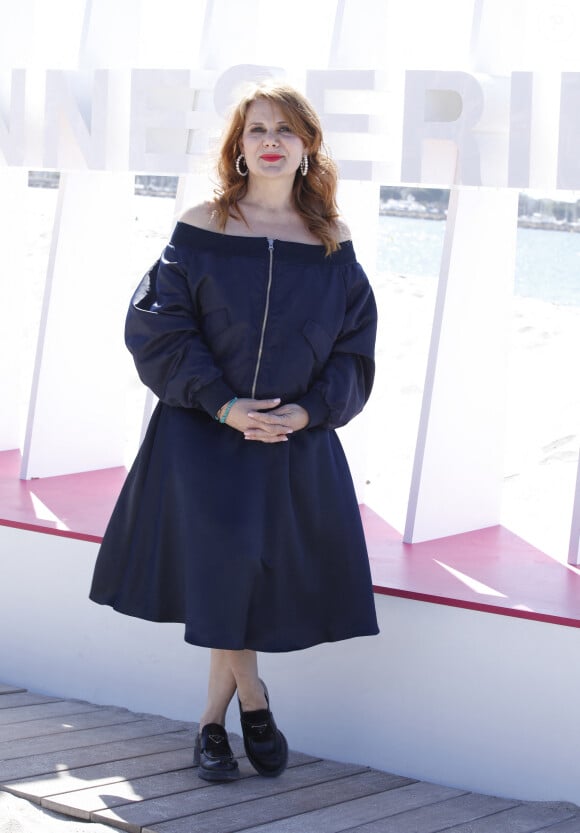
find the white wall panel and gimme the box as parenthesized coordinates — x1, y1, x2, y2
(3, 524, 580, 805)
(20, 172, 135, 477)
(405, 187, 519, 542)
(0, 170, 28, 450)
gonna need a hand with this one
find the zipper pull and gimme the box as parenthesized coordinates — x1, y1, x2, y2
(267, 237, 274, 250)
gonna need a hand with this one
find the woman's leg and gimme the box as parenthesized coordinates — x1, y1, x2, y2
(197, 647, 286, 778)
(228, 649, 288, 778)
(225, 649, 268, 712)
(195, 649, 241, 781)
(198, 649, 238, 729)
(198, 648, 267, 729)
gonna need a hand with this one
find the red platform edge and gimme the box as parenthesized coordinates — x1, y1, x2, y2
(2, 449, 580, 629)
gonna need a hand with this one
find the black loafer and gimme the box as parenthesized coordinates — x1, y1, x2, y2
(193, 723, 240, 781)
(238, 682, 288, 777)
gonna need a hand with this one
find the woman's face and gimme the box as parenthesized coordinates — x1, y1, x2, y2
(239, 99, 307, 180)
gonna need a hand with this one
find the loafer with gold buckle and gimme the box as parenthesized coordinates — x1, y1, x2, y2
(238, 682, 288, 777)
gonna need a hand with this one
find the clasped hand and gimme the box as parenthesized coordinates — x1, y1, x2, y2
(222, 397, 309, 443)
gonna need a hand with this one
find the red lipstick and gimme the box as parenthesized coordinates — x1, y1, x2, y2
(261, 154, 283, 161)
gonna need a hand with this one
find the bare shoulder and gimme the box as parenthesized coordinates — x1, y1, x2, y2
(178, 201, 220, 231)
(335, 217, 352, 243)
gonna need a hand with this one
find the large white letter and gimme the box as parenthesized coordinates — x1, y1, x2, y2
(130, 69, 218, 174)
(401, 70, 484, 186)
(508, 72, 533, 188)
(213, 65, 285, 116)
(0, 70, 25, 166)
(557, 73, 580, 190)
(307, 69, 379, 181)
(43, 70, 111, 170)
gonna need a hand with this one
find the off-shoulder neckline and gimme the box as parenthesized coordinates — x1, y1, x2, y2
(171, 222, 356, 265)
(175, 221, 351, 248)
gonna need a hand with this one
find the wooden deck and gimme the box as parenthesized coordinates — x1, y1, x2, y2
(1, 683, 579, 833)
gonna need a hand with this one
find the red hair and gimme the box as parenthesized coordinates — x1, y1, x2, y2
(213, 81, 341, 255)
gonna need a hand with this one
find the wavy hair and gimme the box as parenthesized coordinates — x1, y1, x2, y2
(213, 81, 340, 254)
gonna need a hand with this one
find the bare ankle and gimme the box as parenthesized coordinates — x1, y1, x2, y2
(199, 711, 226, 732)
(238, 682, 268, 713)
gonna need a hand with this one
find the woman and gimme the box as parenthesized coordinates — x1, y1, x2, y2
(90, 81, 379, 782)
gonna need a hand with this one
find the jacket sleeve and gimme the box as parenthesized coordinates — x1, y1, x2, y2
(124, 244, 236, 416)
(296, 262, 377, 429)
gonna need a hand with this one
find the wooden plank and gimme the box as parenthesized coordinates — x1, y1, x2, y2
(231, 781, 468, 833)
(0, 692, 64, 709)
(40, 752, 322, 820)
(0, 715, 190, 762)
(2, 747, 199, 802)
(338, 792, 520, 832)
(433, 801, 578, 832)
(3, 746, 316, 803)
(0, 706, 142, 742)
(0, 700, 103, 726)
(0, 727, 197, 782)
(537, 816, 580, 832)
(2, 691, 576, 833)
(97, 768, 415, 833)
(42, 760, 253, 820)
(0, 683, 27, 695)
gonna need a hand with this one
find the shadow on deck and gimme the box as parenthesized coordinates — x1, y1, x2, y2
(1, 683, 579, 833)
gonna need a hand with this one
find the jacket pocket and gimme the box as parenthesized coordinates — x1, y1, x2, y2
(302, 319, 333, 364)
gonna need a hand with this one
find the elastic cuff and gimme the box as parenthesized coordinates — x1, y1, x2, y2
(295, 389, 329, 428)
(196, 378, 237, 418)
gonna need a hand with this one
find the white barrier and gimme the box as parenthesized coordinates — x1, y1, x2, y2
(2, 523, 580, 805)
(0, 0, 577, 545)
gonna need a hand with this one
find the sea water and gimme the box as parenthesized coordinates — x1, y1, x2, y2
(376, 214, 580, 306)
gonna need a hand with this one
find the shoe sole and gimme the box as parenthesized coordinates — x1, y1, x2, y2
(196, 765, 240, 782)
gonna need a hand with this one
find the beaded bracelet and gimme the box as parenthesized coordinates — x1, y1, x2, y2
(216, 396, 238, 424)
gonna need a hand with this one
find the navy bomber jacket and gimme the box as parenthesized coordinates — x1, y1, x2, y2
(125, 222, 377, 430)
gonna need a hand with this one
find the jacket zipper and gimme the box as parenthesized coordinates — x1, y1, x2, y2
(251, 238, 274, 398)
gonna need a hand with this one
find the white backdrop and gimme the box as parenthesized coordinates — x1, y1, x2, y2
(0, 0, 578, 548)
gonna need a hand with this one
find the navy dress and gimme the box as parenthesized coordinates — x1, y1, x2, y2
(89, 223, 379, 652)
